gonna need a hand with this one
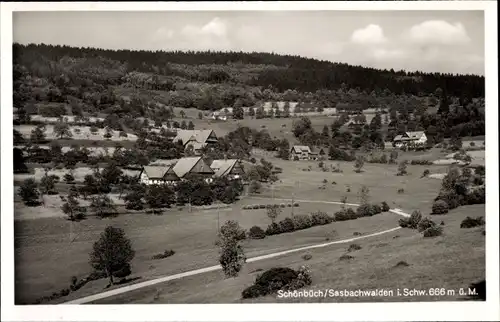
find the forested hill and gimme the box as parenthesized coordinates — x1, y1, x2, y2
(13, 43, 484, 115)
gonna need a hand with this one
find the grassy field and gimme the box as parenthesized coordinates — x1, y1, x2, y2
(14, 167, 140, 184)
(14, 152, 484, 304)
(93, 204, 485, 304)
(15, 194, 403, 304)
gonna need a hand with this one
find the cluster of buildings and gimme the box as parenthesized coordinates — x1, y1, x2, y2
(139, 157, 245, 186)
(171, 129, 218, 155)
(289, 145, 325, 161)
(392, 131, 428, 148)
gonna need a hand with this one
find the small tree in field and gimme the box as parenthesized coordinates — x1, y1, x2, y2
(249, 180, 261, 194)
(358, 185, 370, 205)
(89, 226, 135, 286)
(104, 127, 113, 140)
(90, 194, 117, 218)
(217, 220, 246, 278)
(397, 160, 408, 176)
(267, 204, 282, 224)
(353, 155, 365, 173)
(18, 178, 40, 206)
(180, 110, 186, 118)
(61, 188, 83, 221)
(54, 121, 73, 139)
(198, 112, 203, 120)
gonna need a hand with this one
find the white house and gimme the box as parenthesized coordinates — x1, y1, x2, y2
(139, 165, 180, 186)
(393, 131, 427, 148)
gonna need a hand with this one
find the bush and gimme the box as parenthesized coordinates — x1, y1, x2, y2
(259, 204, 266, 209)
(293, 202, 300, 207)
(397, 188, 405, 194)
(394, 261, 410, 267)
(398, 217, 410, 228)
(60, 288, 70, 297)
(278, 218, 296, 233)
(421, 169, 430, 178)
(242, 284, 268, 299)
(381, 201, 390, 212)
(287, 203, 292, 207)
(252, 205, 260, 210)
(356, 204, 377, 217)
(248, 226, 266, 239)
(241, 266, 311, 298)
(302, 254, 312, 261)
(265, 223, 280, 236)
(466, 187, 485, 205)
(311, 211, 333, 225)
(339, 254, 354, 261)
(417, 217, 436, 232)
(280, 203, 286, 208)
(347, 244, 362, 252)
(435, 190, 463, 210)
(460, 216, 485, 228)
(423, 225, 443, 237)
(408, 210, 423, 229)
(334, 208, 358, 221)
(431, 200, 449, 214)
(152, 249, 175, 260)
(372, 204, 382, 215)
(410, 160, 433, 165)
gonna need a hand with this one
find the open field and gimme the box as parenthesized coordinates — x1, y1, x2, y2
(15, 195, 401, 304)
(15, 155, 453, 304)
(92, 204, 485, 304)
(14, 125, 138, 141)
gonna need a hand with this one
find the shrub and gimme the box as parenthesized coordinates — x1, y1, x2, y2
(302, 254, 312, 261)
(431, 200, 449, 214)
(60, 288, 70, 297)
(423, 225, 443, 237)
(152, 249, 175, 260)
(421, 169, 430, 178)
(417, 217, 436, 232)
(283, 266, 312, 291)
(248, 226, 266, 239)
(278, 217, 296, 233)
(259, 204, 266, 209)
(265, 223, 280, 236)
(466, 187, 485, 205)
(287, 203, 292, 207)
(291, 214, 313, 230)
(353, 232, 362, 236)
(311, 211, 333, 225)
(435, 190, 463, 209)
(408, 210, 423, 229)
(399, 217, 410, 228)
(381, 201, 390, 212)
(394, 261, 410, 267)
(339, 254, 354, 261)
(356, 204, 377, 217)
(242, 284, 268, 299)
(460, 216, 485, 228)
(280, 203, 286, 208)
(252, 205, 260, 210)
(372, 204, 382, 215)
(293, 202, 299, 207)
(255, 267, 298, 291)
(347, 244, 362, 252)
(397, 188, 405, 194)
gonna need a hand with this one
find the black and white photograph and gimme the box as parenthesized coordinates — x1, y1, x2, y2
(1, 1, 498, 322)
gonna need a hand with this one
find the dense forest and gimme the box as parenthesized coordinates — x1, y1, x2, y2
(13, 43, 484, 113)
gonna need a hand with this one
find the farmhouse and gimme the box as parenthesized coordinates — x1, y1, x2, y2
(290, 145, 313, 160)
(210, 111, 229, 121)
(172, 129, 218, 155)
(393, 131, 427, 148)
(210, 159, 245, 181)
(139, 165, 180, 186)
(172, 156, 215, 183)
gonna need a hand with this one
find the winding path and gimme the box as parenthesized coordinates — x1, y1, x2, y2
(63, 200, 410, 305)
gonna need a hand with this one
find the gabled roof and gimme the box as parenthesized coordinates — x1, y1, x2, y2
(393, 131, 425, 142)
(172, 156, 214, 178)
(141, 165, 179, 180)
(173, 130, 216, 146)
(291, 145, 311, 153)
(211, 159, 239, 177)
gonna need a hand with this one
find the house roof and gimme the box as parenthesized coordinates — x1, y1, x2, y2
(291, 145, 312, 153)
(173, 130, 215, 146)
(141, 165, 179, 180)
(211, 159, 239, 177)
(393, 131, 425, 142)
(172, 156, 214, 178)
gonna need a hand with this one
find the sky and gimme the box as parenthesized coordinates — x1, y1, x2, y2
(13, 10, 485, 75)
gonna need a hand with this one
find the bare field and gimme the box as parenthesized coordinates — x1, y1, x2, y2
(94, 204, 485, 304)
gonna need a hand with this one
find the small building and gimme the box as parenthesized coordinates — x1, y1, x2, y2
(172, 129, 218, 155)
(139, 165, 180, 186)
(290, 145, 313, 160)
(172, 156, 215, 183)
(393, 131, 427, 148)
(210, 159, 245, 181)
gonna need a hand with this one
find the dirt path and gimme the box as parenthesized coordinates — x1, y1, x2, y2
(63, 200, 409, 304)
